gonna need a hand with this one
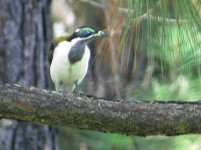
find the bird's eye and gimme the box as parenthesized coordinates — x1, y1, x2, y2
(79, 28, 95, 37)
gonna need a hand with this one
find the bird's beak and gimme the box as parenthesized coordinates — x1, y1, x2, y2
(84, 30, 109, 43)
(96, 31, 109, 37)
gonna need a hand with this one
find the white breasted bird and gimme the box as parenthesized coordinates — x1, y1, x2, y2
(48, 26, 108, 92)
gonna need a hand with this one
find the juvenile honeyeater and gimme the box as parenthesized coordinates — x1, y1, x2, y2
(48, 26, 108, 92)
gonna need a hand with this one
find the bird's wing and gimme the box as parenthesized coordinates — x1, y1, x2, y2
(68, 42, 85, 64)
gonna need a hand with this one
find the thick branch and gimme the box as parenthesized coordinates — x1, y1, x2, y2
(0, 84, 201, 136)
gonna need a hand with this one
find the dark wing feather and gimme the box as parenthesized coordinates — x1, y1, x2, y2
(48, 43, 58, 64)
(68, 42, 85, 64)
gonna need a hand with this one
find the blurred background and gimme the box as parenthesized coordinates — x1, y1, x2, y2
(1, 0, 201, 149)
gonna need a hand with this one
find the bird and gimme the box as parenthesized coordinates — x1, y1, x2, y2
(48, 26, 109, 92)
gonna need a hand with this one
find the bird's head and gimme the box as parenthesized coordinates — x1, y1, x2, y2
(67, 27, 109, 43)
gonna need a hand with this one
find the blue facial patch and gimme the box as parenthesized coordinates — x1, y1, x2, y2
(79, 27, 96, 37)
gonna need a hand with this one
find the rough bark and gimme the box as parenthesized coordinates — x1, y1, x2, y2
(0, 0, 52, 88)
(0, 0, 57, 149)
(1, 84, 201, 136)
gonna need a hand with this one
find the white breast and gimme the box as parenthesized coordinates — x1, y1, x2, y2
(50, 41, 90, 92)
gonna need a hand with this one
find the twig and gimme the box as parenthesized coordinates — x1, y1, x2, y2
(132, 10, 188, 24)
(79, 0, 188, 24)
(149, 15, 188, 24)
(79, 0, 104, 9)
(79, 0, 134, 14)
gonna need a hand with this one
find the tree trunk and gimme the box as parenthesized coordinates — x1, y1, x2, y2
(0, 0, 57, 149)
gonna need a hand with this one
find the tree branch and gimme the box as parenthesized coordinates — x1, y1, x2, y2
(0, 84, 201, 136)
(79, 0, 104, 9)
(79, 0, 134, 14)
(79, 0, 187, 24)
